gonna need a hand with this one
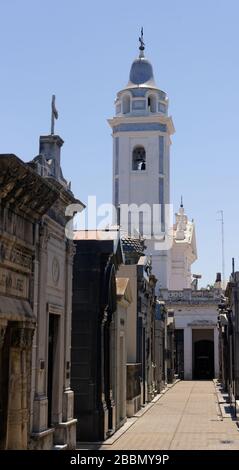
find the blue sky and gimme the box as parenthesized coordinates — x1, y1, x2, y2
(0, 0, 238, 286)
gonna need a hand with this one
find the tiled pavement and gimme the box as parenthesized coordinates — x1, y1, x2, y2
(101, 381, 239, 450)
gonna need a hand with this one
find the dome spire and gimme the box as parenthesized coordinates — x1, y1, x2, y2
(125, 28, 157, 89)
(138, 27, 145, 58)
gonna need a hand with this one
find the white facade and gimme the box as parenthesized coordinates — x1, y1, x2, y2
(161, 289, 220, 380)
(108, 40, 175, 290)
(164, 205, 220, 381)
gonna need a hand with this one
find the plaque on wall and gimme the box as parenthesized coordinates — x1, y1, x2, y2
(0, 267, 28, 299)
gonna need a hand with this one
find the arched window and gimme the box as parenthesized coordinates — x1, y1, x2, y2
(132, 146, 146, 171)
(147, 94, 157, 113)
(122, 94, 130, 114)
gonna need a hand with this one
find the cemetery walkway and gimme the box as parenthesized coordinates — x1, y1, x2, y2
(101, 381, 239, 450)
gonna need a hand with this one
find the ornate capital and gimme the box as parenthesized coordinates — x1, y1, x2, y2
(66, 239, 76, 259)
(39, 223, 50, 252)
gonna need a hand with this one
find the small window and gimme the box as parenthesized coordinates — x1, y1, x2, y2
(148, 94, 157, 113)
(122, 94, 130, 114)
(132, 146, 146, 171)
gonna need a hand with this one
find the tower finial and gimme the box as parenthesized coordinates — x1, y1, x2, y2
(180, 195, 183, 208)
(138, 27, 145, 57)
(51, 94, 58, 135)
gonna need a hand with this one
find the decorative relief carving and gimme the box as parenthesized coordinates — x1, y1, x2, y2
(8, 409, 28, 425)
(0, 268, 28, 298)
(52, 256, 60, 285)
(39, 223, 50, 251)
(10, 247, 32, 269)
(11, 327, 34, 350)
(0, 241, 32, 270)
(66, 239, 76, 258)
(3, 208, 32, 243)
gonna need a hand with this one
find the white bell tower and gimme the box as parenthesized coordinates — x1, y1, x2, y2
(108, 30, 175, 289)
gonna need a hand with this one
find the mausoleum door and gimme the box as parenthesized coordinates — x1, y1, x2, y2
(194, 339, 214, 380)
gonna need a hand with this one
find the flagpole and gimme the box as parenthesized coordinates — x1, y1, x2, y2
(217, 210, 225, 289)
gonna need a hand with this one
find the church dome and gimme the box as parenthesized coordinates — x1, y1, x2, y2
(126, 57, 157, 89)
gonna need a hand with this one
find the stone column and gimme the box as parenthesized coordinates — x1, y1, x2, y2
(7, 323, 34, 449)
(184, 327, 192, 380)
(32, 223, 49, 433)
(214, 327, 219, 378)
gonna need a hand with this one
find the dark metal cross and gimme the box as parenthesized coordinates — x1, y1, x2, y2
(51, 94, 58, 135)
(139, 27, 145, 51)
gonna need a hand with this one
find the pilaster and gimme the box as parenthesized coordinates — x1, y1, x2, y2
(184, 327, 192, 380)
(32, 222, 49, 434)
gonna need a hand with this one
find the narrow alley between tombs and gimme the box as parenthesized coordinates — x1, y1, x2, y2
(99, 381, 239, 450)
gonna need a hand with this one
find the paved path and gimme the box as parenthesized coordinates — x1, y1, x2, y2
(101, 381, 239, 450)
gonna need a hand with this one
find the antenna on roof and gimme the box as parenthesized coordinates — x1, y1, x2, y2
(217, 210, 225, 289)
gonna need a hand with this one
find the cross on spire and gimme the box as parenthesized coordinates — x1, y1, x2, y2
(51, 94, 58, 135)
(138, 27, 145, 57)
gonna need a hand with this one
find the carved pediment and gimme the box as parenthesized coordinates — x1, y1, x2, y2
(0, 154, 59, 220)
